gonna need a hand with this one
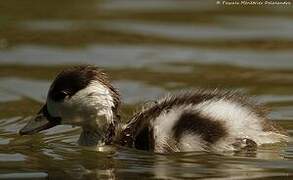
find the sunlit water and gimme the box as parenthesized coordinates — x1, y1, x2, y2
(0, 0, 293, 179)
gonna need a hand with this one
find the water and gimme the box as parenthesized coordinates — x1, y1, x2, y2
(0, 0, 293, 179)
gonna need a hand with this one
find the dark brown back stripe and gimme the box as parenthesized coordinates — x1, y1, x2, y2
(172, 111, 227, 144)
(127, 90, 229, 139)
(122, 89, 271, 148)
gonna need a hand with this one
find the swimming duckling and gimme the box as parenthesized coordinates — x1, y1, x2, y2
(19, 65, 289, 152)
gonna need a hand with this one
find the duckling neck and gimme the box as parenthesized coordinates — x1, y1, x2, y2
(78, 122, 116, 146)
(78, 128, 103, 146)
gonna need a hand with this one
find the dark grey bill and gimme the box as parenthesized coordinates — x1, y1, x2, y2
(19, 105, 61, 135)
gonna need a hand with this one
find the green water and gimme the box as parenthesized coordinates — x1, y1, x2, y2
(0, 0, 293, 179)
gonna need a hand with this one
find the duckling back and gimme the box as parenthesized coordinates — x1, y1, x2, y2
(125, 90, 288, 153)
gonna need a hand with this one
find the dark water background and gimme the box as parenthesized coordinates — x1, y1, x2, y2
(0, 0, 293, 179)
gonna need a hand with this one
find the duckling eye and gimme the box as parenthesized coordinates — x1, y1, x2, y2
(53, 91, 68, 101)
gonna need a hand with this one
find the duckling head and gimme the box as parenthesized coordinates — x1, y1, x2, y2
(19, 65, 120, 145)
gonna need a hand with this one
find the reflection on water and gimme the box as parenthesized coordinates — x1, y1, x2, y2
(98, 19, 293, 40)
(19, 20, 78, 32)
(0, 172, 48, 179)
(0, 78, 50, 102)
(98, 0, 216, 11)
(0, 0, 293, 179)
(1, 45, 293, 69)
(19, 16, 293, 40)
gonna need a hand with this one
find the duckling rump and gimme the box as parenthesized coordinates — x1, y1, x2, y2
(121, 89, 288, 153)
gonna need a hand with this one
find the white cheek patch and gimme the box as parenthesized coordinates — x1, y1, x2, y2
(76, 81, 114, 123)
(47, 81, 115, 126)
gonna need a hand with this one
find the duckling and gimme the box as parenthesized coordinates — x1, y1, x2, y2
(19, 65, 289, 152)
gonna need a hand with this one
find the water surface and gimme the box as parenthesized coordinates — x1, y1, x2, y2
(0, 0, 293, 179)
